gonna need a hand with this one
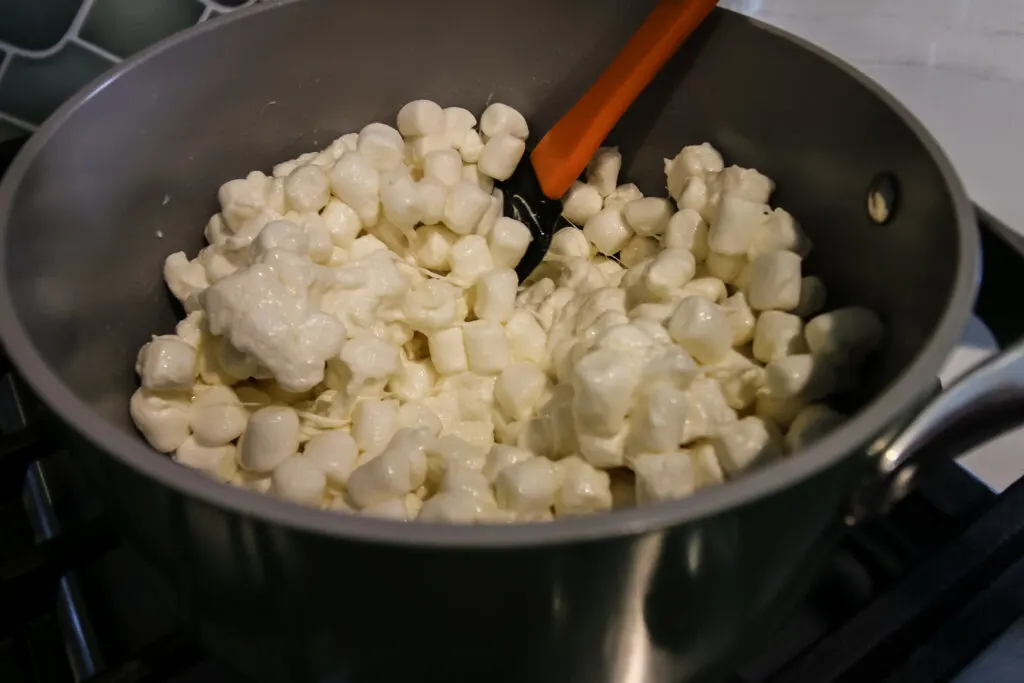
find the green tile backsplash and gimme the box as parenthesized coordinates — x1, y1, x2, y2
(0, 0, 260, 135)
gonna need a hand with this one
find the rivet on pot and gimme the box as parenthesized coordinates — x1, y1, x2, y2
(866, 173, 899, 225)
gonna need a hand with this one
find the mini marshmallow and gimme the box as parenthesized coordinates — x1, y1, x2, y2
(705, 252, 747, 284)
(712, 416, 781, 476)
(488, 217, 532, 268)
(675, 176, 710, 216)
(587, 147, 622, 197)
(494, 457, 560, 520)
(380, 170, 423, 232)
(239, 406, 301, 473)
(357, 128, 405, 171)
(351, 399, 399, 457)
(426, 326, 469, 375)
(753, 311, 807, 362)
(748, 208, 810, 259)
(620, 236, 660, 268)
(329, 152, 380, 226)
(663, 209, 709, 260)
(475, 192, 503, 236)
(426, 434, 487, 480)
(360, 494, 422, 520)
(678, 277, 727, 302)
(562, 183, 604, 226)
(642, 248, 696, 300)
(804, 307, 885, 362)
(688, 377, 738, 427)
(418, 490, 494, 523)
(303, 430, 359, 488)
(494, 361, 547, 421)
(448, 420, 495, 452)
(763, 354, 837, 401)
(347, 428, 430, 508)
(708, 194, 770, 256)
(340, 335, 400, 387)
(571, 348, 640, 437)
(720, 292, 756, 346)
(664, 143, 724, 198)
(483, 444, 534, 482)
(632, 451, 695, 504)
(478, 134, 526, 181)
(548, 226, 592, 262)
(397, 99, 446, 137)
(755, 390, 805, 429)
(423, 148, 463, 187)
(603, 183, 643, 211)
(746, 250, 802, 311)
(623, 197, 673, 237)
(583, 208, 633, 256)
(786, 404, 845, 452)
(174, 311, 204, 348)
(413, 224, 457, 271)
(444, 107, 477, 146)
(416, 178, 448, 226)
(690, 443, 726, 489)
(713, 361, 765, 411)
(794, 276, 827, 318)
(163, 252, 209, 311)
(270, 457, 327, 505)
(449, 234, 494, 285)
(718, 166, 774, 203)
(443, 181, 491, 235)
(473, 268, 518, 322)
(321, 199, 363, 247)
(190, 386, 247, 447)
(397, 400, 444, 437)
(462, 320, 512, 374)
(556, 456, 613, 516)
(136, 335, 197, 392)
(666, 296, 732, 364)
(436, 372, 497, 422)
(284, 164, 330, 213)
(576, 426, 627, 468)
(388, 357, 437, 402)
(217, 171, 279, 231)
(479, 103, 529, 140)
(504, 310, 548, 367)
(458, 130, 485, 164)
(403, 279, 460, 331)
(629, 384, 699, 454)
(174, 436, 238, 482)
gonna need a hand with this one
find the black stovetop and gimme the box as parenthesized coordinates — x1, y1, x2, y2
(3, 134, 1024, 683)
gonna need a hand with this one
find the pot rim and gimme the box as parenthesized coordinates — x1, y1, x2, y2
(0, 1, 978, 549)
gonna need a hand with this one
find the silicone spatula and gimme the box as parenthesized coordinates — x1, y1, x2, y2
(505, 0, 720, 281)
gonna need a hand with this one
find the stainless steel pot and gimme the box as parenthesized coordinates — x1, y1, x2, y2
(1, 1, 1021, 681)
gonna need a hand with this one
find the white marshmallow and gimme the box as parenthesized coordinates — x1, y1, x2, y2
(303, 430, 359, 488)
(447, 420, 495, 452)
(478, 134, 526, 181)
(488, 217, 532, 269)
(664, 143, 724, 198)
(412, 224, 457, 271)
(748, 208, 810, 259)
(663, 209, 709, 260)
(583, 208, 633, 256)
(746, 250, 802, 311)
(571, 349, 640, 437)
(190, 386, 247, 447)
(443, 181, 491, 235)
(548, 226, 592, 261)
(479, 103, 529, 140)
(462, 320, 512, 374)
(687, 377, 738, 427)
(629, 385, 704, 453)
(427, 327, 469, 375)
(360, 494, 422, 520)
(712, 416, 781, 476)
(620, 236, 660, 268)
(174, 436, 238, 482)
(270, 457, 327, 505)
(712, 359, 765, 411)
(763, 354, 837, 401)
(718, 166, 774, 203)
(284, 165, 330, 213)
(753, 311, 807, 362)
(561, 182, 604, 226)
(603, 183, 643, 211)
(388, 357, 437, 402)
(380, 170, 423, 232)
(494, 457, 560, 520)
(397, 99, 446, 137)
(347, 428, 430, 508)
(556, 457, 613, 516)
(804, 307, 885, 363)
(708, 194, 770, 256)
(623, 197, 673, 237)
(642, 248, 696, 300)
(136, 335, 197, 392)
(474, 268, 518, 322)
(458, 130, 485, 164)
(794, 276, 827, 318)
(483, 444, 535, 482)
(239, 406, 301, 473)
(575, 426, 626, 468)
(402, 279, 460, 331)
(504, 310, 548, 367)
(174, 311, 204, 348)
(444, 107, 477, 146)
(340, 335, 400, 388)
(678, 277, 727, 302)
(755, 391, 805, 429)
(786, 404, 845, 452)
(217, 171, 281, 232)
(357, 128, 405, 172)
(163, 252, 209, 311)
(423, 149, 463, 187)
(416, 178, 448, 227)
(720, 292, 756, 346)
(493, 361, 547, 421)
(586, 147, 622, 197)
(426, 435, 487, 480)
(675, 176, 710, 216)
(666, 297, 732, 364)
(690, 443, 726, 489)
(436, 372, 496, 422)
(449, 234, 494, 285)
(475, 192, 503, 236)
(418, 490, 494, 523)
(397, 400, 444, 437)
(321, 199, 363, 247)
(704, 252, 747, 284)
(351, 399, 399, 457)
(329, 152, 380, 226)
(632, 452, 695, 504)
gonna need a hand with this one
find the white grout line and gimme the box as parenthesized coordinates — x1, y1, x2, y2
(69, 36, 120, 64)
(0, 0, 96, 60)
(0, 111, 38, 132)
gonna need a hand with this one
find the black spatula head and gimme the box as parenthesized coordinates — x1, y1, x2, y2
(499, 158, 569, 283)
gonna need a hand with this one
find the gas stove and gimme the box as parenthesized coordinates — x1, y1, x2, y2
(3, 135, 1024, 683)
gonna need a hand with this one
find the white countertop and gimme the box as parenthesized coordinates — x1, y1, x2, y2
(721, 3, 1024, 680)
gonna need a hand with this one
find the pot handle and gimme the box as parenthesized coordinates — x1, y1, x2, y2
(849, 209, 1024, 521)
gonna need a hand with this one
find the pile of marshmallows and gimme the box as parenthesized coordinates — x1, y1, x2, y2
(130, 99, 884, 523)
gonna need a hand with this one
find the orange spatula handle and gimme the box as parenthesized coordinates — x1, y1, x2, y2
(530, 0, 719, 199)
